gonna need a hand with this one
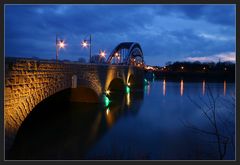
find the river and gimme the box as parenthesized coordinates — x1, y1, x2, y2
(8, 79, 235, 160)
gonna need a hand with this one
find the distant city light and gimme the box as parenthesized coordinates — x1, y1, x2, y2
(181, 66, 184, 70)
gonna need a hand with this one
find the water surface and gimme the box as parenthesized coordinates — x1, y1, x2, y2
(8, 79, 235, 160)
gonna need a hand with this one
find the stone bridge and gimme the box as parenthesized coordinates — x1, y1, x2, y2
(4, 58, 145, 152)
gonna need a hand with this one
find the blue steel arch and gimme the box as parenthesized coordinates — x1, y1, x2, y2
(107, 42, 144, 65)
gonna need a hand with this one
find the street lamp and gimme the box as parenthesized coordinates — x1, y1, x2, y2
(56, 35, 66, 62)
(81, 34, 92, 63)
(99, 50, 106, 63)
(115, 52, 120, 64)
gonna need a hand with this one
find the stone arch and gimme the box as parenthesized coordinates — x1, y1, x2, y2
(127, 73, 144, 90)
(107, 78, 125, 93)
(70, 78, 101, 103)
(128, 74, 135, 87)
(5, 85, 72, 156)
(70, 86, 99, 103)
(8, 88, 73, 158)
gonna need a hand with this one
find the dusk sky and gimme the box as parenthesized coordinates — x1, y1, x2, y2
(5, 4, 236, 66)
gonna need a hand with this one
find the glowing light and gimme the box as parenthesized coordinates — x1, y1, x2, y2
(104, 95, 110, 107)
(224, 67, 227, 71)
(126, 86, 130, 93)
(180, 79, 184, 96)
(105, 107, 114, 127)
(144, 78, 149, 86)
(106, 108, 110, 115)
(81, 40, 88, 48)
(58, 40, 66, 49)
(202, 80, 205, 95)
(126, 93, 131, 107)
(106, 90, 110, 95)
(115, 52, 119, 57)
(100, 50, 106, 57)
(146, 66, 154, 70)
(203, 67, 206, 70)
(224, 80, 226, 96)
(163, 79, 166, 96)
(181, 66, 184, 70)
(127, 82, 131, 86)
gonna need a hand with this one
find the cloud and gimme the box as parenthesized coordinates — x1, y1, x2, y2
(4, 4, 236, 66)
(198, 33, 234, 41)
(155, 5, 235, 27)
(185, 52, 236, 63)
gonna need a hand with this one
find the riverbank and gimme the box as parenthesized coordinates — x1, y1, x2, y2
(147, 71, 235, 83)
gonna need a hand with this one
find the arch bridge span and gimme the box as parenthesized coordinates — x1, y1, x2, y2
(4, 55, 145, 152)
(107, 42, 145, 67)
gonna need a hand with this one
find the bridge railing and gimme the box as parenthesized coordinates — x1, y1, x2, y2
(5, 57, 145, 72)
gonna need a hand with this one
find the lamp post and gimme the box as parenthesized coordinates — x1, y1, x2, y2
(81, 34, 92, 63)
(56, 35, 58, 62)
(56, 35, 66, 62)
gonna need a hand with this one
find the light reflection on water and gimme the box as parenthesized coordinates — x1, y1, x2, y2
(180, 79, 184, 96)
(8, 80, 235, 160)
(161, 79, 230, 97)
(202, 80, 205, 96)
(163, 79, 166, 96)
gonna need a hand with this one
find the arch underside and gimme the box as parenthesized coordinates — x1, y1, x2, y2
(107, 78, 126, 101)
(70, 87, 99, 103)
(5, 77, 101, 154)
(108, 78, 125, 92)
(107, 42, 144, 66)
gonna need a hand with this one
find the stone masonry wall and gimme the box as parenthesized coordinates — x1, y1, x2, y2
(4, 59, 104, 153)
(4, 58, 144, 154)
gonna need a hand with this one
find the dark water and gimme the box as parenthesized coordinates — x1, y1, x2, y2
(8, 79, 235, 160)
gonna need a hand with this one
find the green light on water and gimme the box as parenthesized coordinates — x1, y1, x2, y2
(104, 95, 110, 107)
(144, 78, 148, 85)
(126, 86, 130, 93)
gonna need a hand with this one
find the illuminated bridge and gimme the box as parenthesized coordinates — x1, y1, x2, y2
(4, 42, 145, 152)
